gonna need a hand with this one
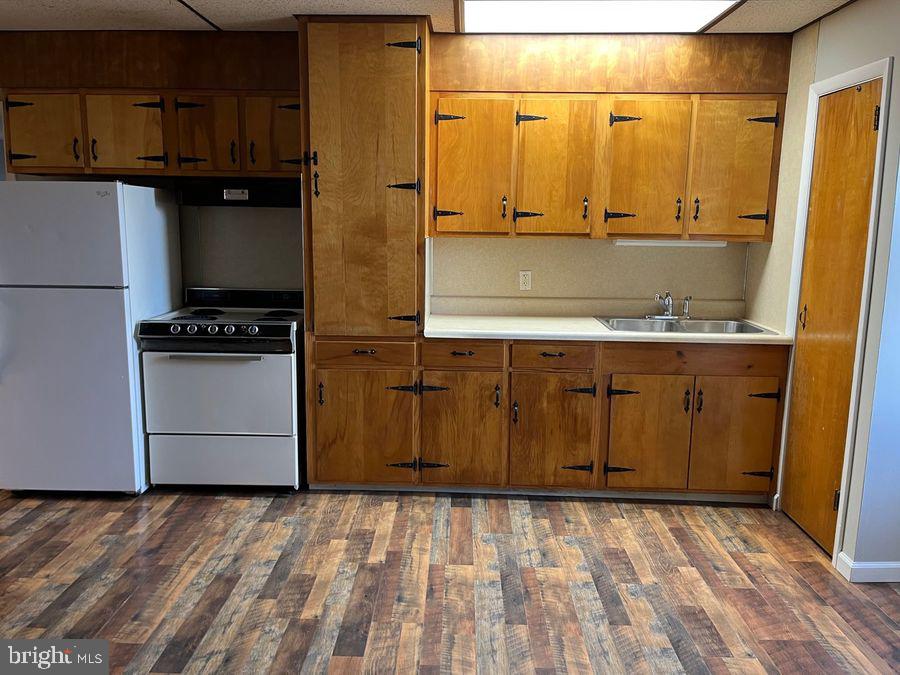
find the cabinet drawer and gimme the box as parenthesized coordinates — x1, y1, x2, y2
(315, 341, 416, 367)
(422, 341, 504, 368)
(512, 343, 595, 370)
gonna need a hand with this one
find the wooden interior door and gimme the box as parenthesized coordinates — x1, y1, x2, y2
(434, 97, 516, 233)
(85, 94, 166, 169)
(607, 374, 694, 489)
(509, 372, 595, 488)
(244, 96, 302, 172)
(5, 93, 84, 168)
(688, 99, 779, 238)
(175, 95, 240, 171)
(782, 79, 882, 553)
(421, 370, 504, 486)
(308, 22, 418, 336)
(688, 376, 780, 492)
(605, 98, 692, 235)
(314, 369, 416, 484)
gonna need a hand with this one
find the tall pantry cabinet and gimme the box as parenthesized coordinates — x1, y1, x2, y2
(302, 17, 426, 484)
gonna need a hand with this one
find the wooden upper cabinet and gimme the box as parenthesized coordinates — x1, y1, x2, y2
(308, 22, 419, 336)
(314, 369, 416, 484)
(509, 372, 595, 489)
(174, 95, 240, 171)
(515, 98, 598, 234)
(688, 99, 779, 238)
(605, 98, 692, 236)
(421, 370, 504, 486)
(688, 376, 780, 492)
(5, 93, 84, 169)
(244, 96, 303, 172)
(607, 374, 694, 489)
(434, 97, 516, 234)
(85, 94, 166, 170)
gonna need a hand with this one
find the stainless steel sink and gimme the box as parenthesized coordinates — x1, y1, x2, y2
(596, 317, 773, 335)
(676, 319, 768, 334)
(596, 317, 680, 332)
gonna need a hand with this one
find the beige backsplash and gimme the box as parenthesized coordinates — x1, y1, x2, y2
(430, 237, 748, 319)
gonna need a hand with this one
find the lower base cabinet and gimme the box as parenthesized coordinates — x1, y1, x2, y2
(420, 370, 504, 486)
(314, 368, 416, 484)
(509, 372, 596, 488)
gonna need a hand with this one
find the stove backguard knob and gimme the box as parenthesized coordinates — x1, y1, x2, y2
(208, 325, 219, 335)
(186, 324, 198, 335)
(224, 324, 235, 335)
(248, 325, 260, 336)
(169, 324, 181, 334)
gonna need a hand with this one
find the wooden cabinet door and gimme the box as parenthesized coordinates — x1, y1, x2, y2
(509, 372, 595, 488)
(605, 98, 692, 235)
(314, 369, 416, 484)
(5, 93, 84, 169)
(85, 94, 166, 170)
(434, 97, 516, 234)
(244, 96, 302, 172)
(421, 371, 504, 486)
(309, 22, 418, 336)
(175, 95, 240, 171)
(688, 99, 778, 238)
(515, 97, 598, 234)
(607, 374, 693, 489)
(688, 376, 780, 492)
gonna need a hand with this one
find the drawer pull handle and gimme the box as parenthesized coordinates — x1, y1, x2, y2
(451, 350, 475, 357)
(675, 197, 682, 222)
(494, 384, 501, 408)
(353, 348, 376, 355)
(539, 351, 566, 358)
(683, 389, 691, 413)
(318, 382, 325, 406)
(696, 389, 704, 414)
(166, 354, 262, 361)
(693, 197, 701, 221)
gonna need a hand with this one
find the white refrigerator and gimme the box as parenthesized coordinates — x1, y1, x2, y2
(0, 181, 181, 492)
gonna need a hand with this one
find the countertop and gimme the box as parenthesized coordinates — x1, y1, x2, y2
(424, 314, 794, 345)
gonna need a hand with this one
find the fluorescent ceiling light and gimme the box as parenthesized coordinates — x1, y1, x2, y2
(464, 0, 737, 33)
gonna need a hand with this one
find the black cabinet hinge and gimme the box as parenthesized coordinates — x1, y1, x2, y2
(874, 105, 881, 131)
(280, 158, 304, 165)
(137, 153, 169, 165)
(420, 382, 450, 393)
(833, 489, 840, 511)
(433, 206, 463, 219)
(604, 209, 636, 223)
(515, 111, 548, 125)
(609, 112, 642, 126)
(386, 36, 422, 53)
(8, 152, 37, 161)
(174, 100, 205, 110)
(178, 155, 206, 165)
(386, 383, 419, 394)
(6, 99, 34, 109)
(387, 178, 421, 193)
(387, 460, 418, 470)
(748, 389, 781, 401)
(564, 384, 597, 397)
(562, 461, 594, 473)
(607, 385, 640, 397)
(435, 111, 465, 124)
(278, 103, 302, 111)
(388, 311, 420, 326)
(134, 99, 165, 111)
(738, 210, 770, 224)
(418, 458, 450, 470)
(604, 462, 636, 474)
(304, 150, 318, 166)
(513, 208, 544, 221)
(741, 467, 775, 478)
(747, 113, 779, 126)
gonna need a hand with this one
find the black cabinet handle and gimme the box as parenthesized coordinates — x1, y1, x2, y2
(313, 171, 320, 197)
(352, 348, 376, 355)
(582, 196, 589, 220)
(683, 389, 691, 413)
(539, 351, 566, 358)
(90, 138, 98, 162)
(693, 197, 701, 221)
(249, 140, 256, 165)
(494, 384, 501, 408)
(799, 303, 808, 330)
(72, 137, 80, 162)
(451, 350, 474, 357)
(696, 389, 704, 414)
(675, 197, 682, 222)
(317, 382, 325, 406)
(512, 400, 519, 424)
(501, 195, 508, 219)
(230, 139, 237, 165)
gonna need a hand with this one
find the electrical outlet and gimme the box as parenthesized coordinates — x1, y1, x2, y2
(519, 270, 532, 291)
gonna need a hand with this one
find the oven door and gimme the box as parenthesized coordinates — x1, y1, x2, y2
(142, 352, 296, 435)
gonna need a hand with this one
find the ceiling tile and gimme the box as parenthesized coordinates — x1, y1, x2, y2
(0, 0, 212, 30)
(708, 0, 847, 32)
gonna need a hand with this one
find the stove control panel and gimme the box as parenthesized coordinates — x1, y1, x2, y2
(138, 322, 295, 339)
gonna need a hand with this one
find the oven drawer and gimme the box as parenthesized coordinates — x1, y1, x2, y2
(142, 352, 296, 435)
(149, 434, 299, 488)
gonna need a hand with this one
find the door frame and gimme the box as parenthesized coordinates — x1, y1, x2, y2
(775, 58, 893, 566)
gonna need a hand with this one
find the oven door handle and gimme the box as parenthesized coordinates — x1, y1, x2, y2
(166, 354, 264, 362)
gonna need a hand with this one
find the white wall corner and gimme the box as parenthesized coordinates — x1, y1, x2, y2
(836, 551, 900, 583)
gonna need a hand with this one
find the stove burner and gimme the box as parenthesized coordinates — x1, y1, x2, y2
(263, 310, 299, 318)
(254, 317, 288, 322)
(192, 308, 225, 315)
(174, 315, 217, 321)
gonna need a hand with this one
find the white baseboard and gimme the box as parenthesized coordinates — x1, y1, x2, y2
(836, 551, 900, 583)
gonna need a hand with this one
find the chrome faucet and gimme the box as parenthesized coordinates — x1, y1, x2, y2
(682, 295, 692, 319)
(647, 291, 676, 319)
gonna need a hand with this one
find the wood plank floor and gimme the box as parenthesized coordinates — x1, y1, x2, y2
(0, 489, 897, 674)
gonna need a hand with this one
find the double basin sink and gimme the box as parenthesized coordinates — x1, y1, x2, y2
(596, 317, 773, 334)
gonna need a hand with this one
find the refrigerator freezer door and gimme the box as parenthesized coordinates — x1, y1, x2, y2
(0, 287, 141, 491)
(0, 181, 127, 287)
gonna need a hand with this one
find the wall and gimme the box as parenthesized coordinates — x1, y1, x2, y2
(430, 238, 748, 319)
(180, 207, 303, 290)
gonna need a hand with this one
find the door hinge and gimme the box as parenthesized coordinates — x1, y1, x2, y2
(833, 489, 841, 511)
(433, 206, 463, 219)
(386, 36, 422, 53)
(742, 467, 775, 478)
(137, 153, 169, 165)
(304, 150, 318, 166)
(515, 111, 548, 125)
(386, 383, 419, 394)
(607, 385, 640, 397)
(513, 208, 544, 221)
(278, 103, 302, 111)
(177, 155, 206, 165)
(562, 461, 594, 473)
(435, 111, 465, 124)
(5, 99, 33, 109)
(748, 389, 781, 401)
(174, 100, 205, 110)
(737, 210, 770, 224)
(387, 178, 421, 193)
(280, 158, 304, 165)
(747, 113, 779, 126)
(418, 457, 450, 470)
(387, 460, 418, 470)
(133, 99, 165, 111)
(604, 462, 636, 474)
(8, 152, 38, 161)
(609, 112, 642, 126)
(604, 209, 636, 223)
(874, 104, 881, 131)
(419, 381, 450, 393)
(564, 384, 597, 397)
(388, 311, 420, 326)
